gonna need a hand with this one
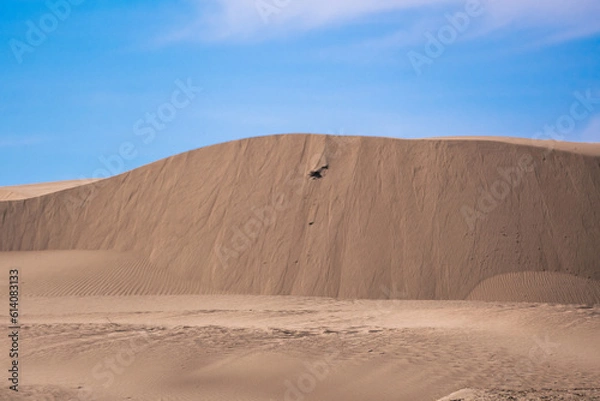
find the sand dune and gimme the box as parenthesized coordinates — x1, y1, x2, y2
(1, 134, 599, 400)
(0, 179, 97, 201)
(467, 271, 600, 304)
(438, 388, 600, 400)
(1, 134, 599, 303)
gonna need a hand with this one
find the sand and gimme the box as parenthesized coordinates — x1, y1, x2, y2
(0, 134, 599, 400)
(1, 134, 599, 302)
(0, 179, 98, 201)
(1, 296, 599, 400)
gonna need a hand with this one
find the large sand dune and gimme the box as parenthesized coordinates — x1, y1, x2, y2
(1, 135, 599, 401)
(1, 134, 599, 303)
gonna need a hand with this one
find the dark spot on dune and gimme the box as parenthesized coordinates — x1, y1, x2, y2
(309, 164, 329, 180)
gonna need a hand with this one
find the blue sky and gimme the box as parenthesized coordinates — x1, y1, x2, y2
(1, 0, 599, 185)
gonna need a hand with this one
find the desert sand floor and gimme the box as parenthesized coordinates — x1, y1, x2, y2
(1, 295, 598, 400)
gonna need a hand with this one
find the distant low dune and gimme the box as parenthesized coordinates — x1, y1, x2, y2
(0, 179, 97, 201)
(1, 134, 599, 303)
(437, 388, 600, 400)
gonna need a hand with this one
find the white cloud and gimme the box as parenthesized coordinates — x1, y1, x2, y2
(160, 0, 600, 44)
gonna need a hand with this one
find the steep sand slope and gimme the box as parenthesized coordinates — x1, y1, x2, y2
(1, 135, 599, 302)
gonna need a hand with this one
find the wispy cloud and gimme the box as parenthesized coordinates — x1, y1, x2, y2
(0, 135, 53, 148)
(157, 0, 600, 45)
